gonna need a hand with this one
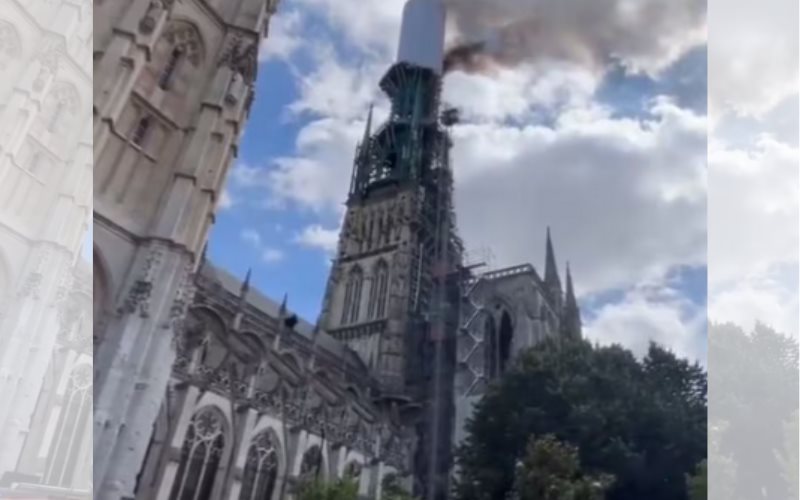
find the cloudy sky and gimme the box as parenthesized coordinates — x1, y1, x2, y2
(205, 0, 796, 363)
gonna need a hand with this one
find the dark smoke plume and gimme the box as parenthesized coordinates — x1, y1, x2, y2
(442, 0, 706, 76)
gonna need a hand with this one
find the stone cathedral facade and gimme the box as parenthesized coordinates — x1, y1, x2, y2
(0, 0, 92, 496)
(91, 1, 582, 500)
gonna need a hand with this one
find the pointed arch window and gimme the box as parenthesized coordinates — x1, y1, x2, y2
(368, 260, 389, 320)
(132, 116, 151, 147)
(341, 266, 364, 325)
(239, 432, 278, 500)
(299, 445, 323, 480)
(169, 408, 226, 500)
(159, 47, 183, 90)
(485, 315, 497, 379)
(43, 363, 92, 487)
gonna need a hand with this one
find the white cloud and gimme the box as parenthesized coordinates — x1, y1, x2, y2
(708, 0, 798, 119)
(585, 280, 706, 363)
(294, 224, 340, 254)
(218, 189, 234, 210)
(262, 248, 286, 264)
(240, 229, 285, 264)
(260, 9, 305, 62)
(241, 228, 262, 247)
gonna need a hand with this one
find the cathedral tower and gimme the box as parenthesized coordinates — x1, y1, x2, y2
(92, 1, 280, 498)
(318, 0, 461, 497)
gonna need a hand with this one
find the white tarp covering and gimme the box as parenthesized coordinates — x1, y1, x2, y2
(397, 0, 447, 74)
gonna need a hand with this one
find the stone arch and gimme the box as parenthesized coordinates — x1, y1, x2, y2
(169, 405, 231, 500)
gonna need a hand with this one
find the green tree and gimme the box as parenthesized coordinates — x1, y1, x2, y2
(686, 460, 706, 500)
(382, 474, 416, 500)
(453, 338, 706, 500)
(709, 322, 798, 499)
(295, 477, 359, 500)
(511, 434, 613, 500)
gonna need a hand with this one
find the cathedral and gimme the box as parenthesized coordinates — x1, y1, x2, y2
(89, 1, 582, 500)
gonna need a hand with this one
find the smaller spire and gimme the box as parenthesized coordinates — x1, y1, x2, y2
(565, 263, 577, 310)
(562, 262, 582, 339)
(240, 268, 252, 298)
(363, 103, 374, 143)
(278, 292, 288, 318)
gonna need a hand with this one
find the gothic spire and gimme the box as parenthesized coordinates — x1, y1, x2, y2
(544, 227, 562, 293)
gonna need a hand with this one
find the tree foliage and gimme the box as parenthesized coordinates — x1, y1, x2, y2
(511, 434, 613, 500)
(453, 337, 707, 500)
(686, 460, 706, 500)
(295, 477, 359, 500)
(709, 322, 798, 499)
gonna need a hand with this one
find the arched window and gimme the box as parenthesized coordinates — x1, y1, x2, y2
(341, 266, 364, 325)
(159, 47, 183, 90)
(499, 311, 513, 374)
(43, 363, 92, 487)
(343, 461, 362, 482)
(0, 22, 20, 71)
(299, 445, 323, 480)
(484, 315, 497, 379)
(169, 408, 226, 500)
(239, 432, 279, 500)
(132, 116, 151, 147)
(368, 260, 389, 320)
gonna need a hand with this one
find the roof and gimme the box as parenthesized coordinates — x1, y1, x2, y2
(199, 262, 346, 359)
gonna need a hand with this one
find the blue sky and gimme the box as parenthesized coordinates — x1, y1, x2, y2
(204, 0, 709, 360)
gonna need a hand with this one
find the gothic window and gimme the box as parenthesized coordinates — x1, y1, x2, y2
(239, 432, 279, 500)
(485, 315, 497, 378)
(0, 22, 20, 71)
(151, 21, 204, 95)
(158, 47, 183, 90)
(27, 150, 43, 176)
(341, 266, 364, 325)
(299, 445, 323, 480)
(343, 461, 362, 482)
(43, 363, 92, 487)
(368, 260, 389, 320)
(498, 311, 513, 374)
(131, 116, 151, 147)
(169, 407, 226, 500)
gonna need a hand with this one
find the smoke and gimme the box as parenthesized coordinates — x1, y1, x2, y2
(442, 0, 706, 76)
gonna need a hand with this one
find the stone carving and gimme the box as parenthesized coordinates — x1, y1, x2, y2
(219, 36, 258, 84)
(121, 243, 165, 318)
(138, 1, 165, 35)
(167, 261, 196, 338)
